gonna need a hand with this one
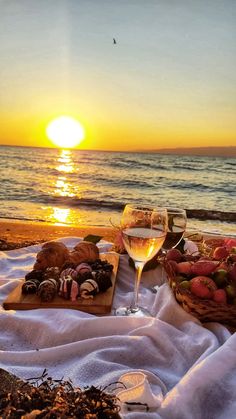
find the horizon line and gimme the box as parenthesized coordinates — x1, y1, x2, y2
(0, 143, 236, 157)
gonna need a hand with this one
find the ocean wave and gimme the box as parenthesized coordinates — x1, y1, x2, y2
(1, 146, 235, 223)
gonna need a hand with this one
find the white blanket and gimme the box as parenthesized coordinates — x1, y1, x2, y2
(0, 237, 235, 418)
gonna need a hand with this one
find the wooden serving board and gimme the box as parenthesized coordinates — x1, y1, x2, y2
(3, 253, 119, 315)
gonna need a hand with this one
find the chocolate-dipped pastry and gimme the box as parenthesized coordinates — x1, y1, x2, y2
(93, 270, 113, 292)
(58, 275, 72, 300)
(90, 259, 113, 272)
(76, 262, 92, 275)
(25, 270, 44, 282)
(61, 261, 77, 271)
(76, 263, 93, 283)
(22, 279, 40, 294)
(79, 270, 112, 299)
(58, 276, 80, 301)
(60, 268, 78, 281)
(43, 266, 60, 281)
(80, 279, 99, 299)
(37, 278, 58, 302)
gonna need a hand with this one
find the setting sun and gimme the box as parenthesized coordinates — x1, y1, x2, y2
(46, 116, 85, 148)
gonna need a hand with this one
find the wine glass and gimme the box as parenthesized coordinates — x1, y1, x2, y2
(115, 204, 168, 317)
(162, 208, 187, 252)
(157, 207, 187, 286)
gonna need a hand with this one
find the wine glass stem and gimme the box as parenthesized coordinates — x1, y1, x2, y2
(161, 249, 167, 283)
(131, 261, 144, 312)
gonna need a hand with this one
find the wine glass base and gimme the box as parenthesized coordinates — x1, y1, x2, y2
(115, 306, 152, 317)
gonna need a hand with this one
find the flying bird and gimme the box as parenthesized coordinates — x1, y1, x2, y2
(113, 38, 117, 44)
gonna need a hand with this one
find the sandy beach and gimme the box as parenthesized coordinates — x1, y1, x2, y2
(0, 219, 117, 250)
(1, 217, 233, 251)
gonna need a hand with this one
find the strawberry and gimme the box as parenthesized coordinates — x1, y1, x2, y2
(190, 276, 217, 299)
(177, 261, 192, 276)
(215, 261, 229, 272)
(191, 260, 218, 276)
(212, 289, 227, 304)
(223, 238, 236, 251)
(212, 246, 229, 261)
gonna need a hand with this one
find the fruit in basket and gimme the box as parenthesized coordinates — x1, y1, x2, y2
(212, 289, 227, 304)
(179, 280, 191, 290)
(190, 276, 217, 299)
(212, 246, 229, 260)
(175, 275, 187, 283)
(228, 264, 236, 283)
(228, 254, 236, 263)
(191, 260, 218, 276)
(225, 284, 236, 299)
(212, 269, 228, 287)
(216, 261, 229, 271)
(177, 261, 192, 275)
(166, 248, 183, 262)
(224, 238, 236, 250)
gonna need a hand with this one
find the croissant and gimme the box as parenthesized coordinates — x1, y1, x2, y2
(33, 242, 69, 270)
(73, 241, 99, 262)
(42, 241, 68, 251)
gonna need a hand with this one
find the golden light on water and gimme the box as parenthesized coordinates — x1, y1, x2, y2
(56, 164, 74, 173)
(46, 116, 85, 148)
(48, 149, 81, 224)
(56, 149, 75, 173)
(54, 150, 77, 196)
(51, 207, 71, 224)
(55, 177, 75, 197)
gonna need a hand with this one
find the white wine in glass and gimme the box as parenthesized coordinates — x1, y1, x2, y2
(115, 204, 168, 317)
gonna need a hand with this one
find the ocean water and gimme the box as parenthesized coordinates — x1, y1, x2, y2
(0, 145, 235, 236)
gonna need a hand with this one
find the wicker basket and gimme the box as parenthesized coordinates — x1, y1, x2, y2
(164, 261, 236, 329)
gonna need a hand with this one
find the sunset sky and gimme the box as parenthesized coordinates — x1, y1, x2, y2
(0, 0, 235, 151)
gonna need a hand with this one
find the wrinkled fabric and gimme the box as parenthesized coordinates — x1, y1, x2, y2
(0, 237, 235, 419)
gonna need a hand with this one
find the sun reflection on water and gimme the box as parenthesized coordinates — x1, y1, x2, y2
(51, 207, 71, 224)
(54, 149, 77, 198)
(56, 149, 75, 173)
(55, 177, 75, 197)
(48, 149, 83, 225)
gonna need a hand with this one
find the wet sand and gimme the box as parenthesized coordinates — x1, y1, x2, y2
(0, 219, 117, 250)
(0, 217, 234, 251)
